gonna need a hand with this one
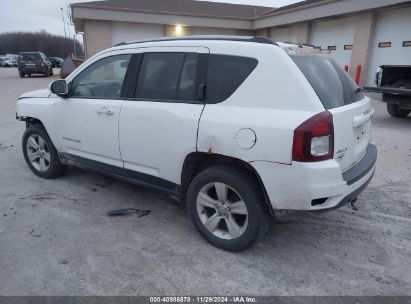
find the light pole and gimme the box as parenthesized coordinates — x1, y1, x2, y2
(60, 7, 67, 37)
(73, 34, 77, 58)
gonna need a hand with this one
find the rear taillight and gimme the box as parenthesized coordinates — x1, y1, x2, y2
(292, 111, 334, 162)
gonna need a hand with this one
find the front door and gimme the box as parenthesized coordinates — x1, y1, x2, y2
(53, 53, 131, 168)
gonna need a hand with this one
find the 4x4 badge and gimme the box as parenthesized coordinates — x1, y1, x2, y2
(336, 148, 348, 161)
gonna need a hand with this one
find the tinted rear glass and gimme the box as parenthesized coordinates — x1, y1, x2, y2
(19, 53, 41, 61)
(136, 52, 199, 101)
(207, 54, 258, 104)
(291, 55, 364, 109)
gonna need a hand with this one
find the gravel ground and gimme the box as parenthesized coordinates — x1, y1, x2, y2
(0, 67, 410, 296)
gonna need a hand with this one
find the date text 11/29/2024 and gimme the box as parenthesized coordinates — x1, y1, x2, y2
(149, 296, 257, 303)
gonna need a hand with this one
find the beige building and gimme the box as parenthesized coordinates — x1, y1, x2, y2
(72, 0, 411, 85)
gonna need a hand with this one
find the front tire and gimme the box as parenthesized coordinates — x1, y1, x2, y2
(22, 124, 67, 179)
(187, 166, 269, 251)
(19, 71, 25, 78)
(387, 104, 410, 118)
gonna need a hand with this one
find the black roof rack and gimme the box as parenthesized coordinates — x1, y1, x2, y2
(114, 35, 276, 47)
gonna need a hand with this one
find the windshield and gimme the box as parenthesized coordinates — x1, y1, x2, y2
(291, 55, 365, 109)
(19, 53, 41, 61)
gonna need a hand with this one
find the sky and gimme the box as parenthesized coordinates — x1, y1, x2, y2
(0, 0, 303, 37)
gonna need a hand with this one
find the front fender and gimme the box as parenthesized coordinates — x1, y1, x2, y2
(16, 97, 59, 150)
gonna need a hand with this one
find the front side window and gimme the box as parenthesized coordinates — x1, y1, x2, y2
(71, 54, 131, 98)
(136, 52, 199, 101)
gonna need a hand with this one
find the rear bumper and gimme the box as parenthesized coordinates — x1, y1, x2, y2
(251, 144, 377, 211)
(18, 66, 47, 73)
(312, 170, 374, 213)
(342, 144, 377, 185)
(363, 86, 411, 97)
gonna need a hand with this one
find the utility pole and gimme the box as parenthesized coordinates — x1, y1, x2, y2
(73, 34, 77, 58)
(66, 4, 71, 38)
(67, 4, 75, 56)
(60, 7, 67, 37)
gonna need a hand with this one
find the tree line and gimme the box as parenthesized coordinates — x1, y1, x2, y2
(0, 31, 84, 58)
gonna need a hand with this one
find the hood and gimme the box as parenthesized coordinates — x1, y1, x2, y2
(19, 89, 51, 99)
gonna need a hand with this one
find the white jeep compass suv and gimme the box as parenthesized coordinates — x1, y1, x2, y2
(16, 36, 377, 251)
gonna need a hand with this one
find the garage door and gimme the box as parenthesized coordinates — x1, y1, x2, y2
(270, 26, 299, 43)
(310, 16, 356, 69)
(367, 7, 411, 85)
(191, 27, 236, 35)
(112, 22, 165, 46)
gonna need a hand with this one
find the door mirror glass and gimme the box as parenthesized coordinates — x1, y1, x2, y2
(50, 79, 68, 97)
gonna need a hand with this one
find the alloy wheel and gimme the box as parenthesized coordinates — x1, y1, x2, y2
(196, 182, 248, 240)
(26, 134, 50, 172)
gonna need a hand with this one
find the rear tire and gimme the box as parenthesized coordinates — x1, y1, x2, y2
(22, 124, 67, 179)
(387, 104, 410, 118)
(187, 166, 269, 251)
(19, 71, 25, 78)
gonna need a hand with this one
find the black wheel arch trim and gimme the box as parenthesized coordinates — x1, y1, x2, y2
(181, 152, 274, 215)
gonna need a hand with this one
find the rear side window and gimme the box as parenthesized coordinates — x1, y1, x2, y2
(136, 52, 199, 101)
(291, 55, 364, 109)
(207, 55, 258, 104)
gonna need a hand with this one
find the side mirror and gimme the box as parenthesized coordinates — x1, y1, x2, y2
(49, 79, 68, 97)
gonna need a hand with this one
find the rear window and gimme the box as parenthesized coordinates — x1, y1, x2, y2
(207, 55, 258, 104)
(291, 55, 364, 109)
(18, 53, 41, 61)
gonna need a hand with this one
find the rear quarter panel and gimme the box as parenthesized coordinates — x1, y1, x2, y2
(197, 43, 324, 164)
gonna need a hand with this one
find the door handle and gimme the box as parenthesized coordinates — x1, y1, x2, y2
(96, 107, 114, 116)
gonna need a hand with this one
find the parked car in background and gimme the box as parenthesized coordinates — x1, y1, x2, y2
(8, 57, 18, 67)
(17, 52, 53, 77)
(16, 36, 377, 251)
(0, 56, 16, 67)
(364, 65, 411, 118)
(11, 59, 18, 67)
(49, 57, 63, 68)
(6, 54, 18, 61)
